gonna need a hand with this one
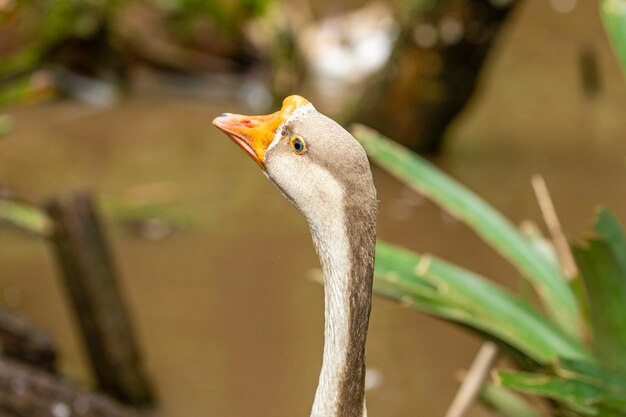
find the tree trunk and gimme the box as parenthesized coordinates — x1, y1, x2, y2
(350, 0, 518, 153)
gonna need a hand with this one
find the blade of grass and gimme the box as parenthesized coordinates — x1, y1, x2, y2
(494, 370, 601, 415)
(495, 369, 626, 415)
(0, 200, 53, 237)
(375, 242, 590, 363)
(574, 209, 626, 374)
(519, 220, 559, 271)
(374, 278, 470, 320)
(555, 358, 626, 394)
(353, 125, 581, 339)
(601, 0, 626, 77)
(594, 208, 626, 272)
(479, 382, 545, 417)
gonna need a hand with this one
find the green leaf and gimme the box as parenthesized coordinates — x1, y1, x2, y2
(572, 210, 626, 373)
(0, 199, 52, 237)
(374, 241, 590, 364)
(496, 369, 626, 416)
(555, 358, 626, 397)
(479, 382, 545, 417)
(495, 370, 602, 415)
(353, 125, 581, 338)
(601, 0, 626, 77)
(594, 208, 626, 273)
(519, 221, 559, 271)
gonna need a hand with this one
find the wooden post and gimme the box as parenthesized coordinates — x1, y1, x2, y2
(45, 192, 154, 406)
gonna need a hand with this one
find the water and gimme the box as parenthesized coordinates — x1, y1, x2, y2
(1, 0, 626, 416)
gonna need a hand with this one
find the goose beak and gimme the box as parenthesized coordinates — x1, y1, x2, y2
(212, 111, 276, 170)
(212, 95, 310, 170)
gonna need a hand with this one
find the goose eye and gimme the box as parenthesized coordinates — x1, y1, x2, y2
(290, 135, 306, 155)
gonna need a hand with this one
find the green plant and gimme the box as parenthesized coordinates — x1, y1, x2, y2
(602, 0, 626, 77)
(0, 0, 276, 107)
(0, 0, 119, 78)
(0, 197, 52, 236)
(352, 125, 626, 416)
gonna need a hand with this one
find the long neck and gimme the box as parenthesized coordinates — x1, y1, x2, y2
(309, 201, 376, 417)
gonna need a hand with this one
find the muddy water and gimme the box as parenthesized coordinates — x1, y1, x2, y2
(1, 1, 626, 416)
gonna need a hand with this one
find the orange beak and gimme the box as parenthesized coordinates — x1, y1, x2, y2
(212, 95, 310, 170)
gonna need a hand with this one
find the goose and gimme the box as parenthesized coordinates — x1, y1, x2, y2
(213, 95, 377, 417)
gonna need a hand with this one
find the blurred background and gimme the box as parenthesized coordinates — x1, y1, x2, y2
(1, 0, 625, 416)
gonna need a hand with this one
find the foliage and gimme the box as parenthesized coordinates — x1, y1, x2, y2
(0, 0, 273, 89)
(601, 0, 626, 77)
(495, 359, 626, 416)
(0, 198, 52, 236)
(0, 194, 188, 238)
(374, 242, 588, 364)
(0, 0, 119, 78)
(157, 0, 272, 33)
(479, 381, 544, 417)
(353, 126, 626, 416)
(352, 124, 580, 338)
(572, 209, 626, 374)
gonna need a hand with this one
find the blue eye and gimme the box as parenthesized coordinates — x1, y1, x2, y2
(290, 135, 306, 155)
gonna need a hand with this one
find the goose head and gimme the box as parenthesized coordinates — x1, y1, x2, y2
(212, 95, 375, 226)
